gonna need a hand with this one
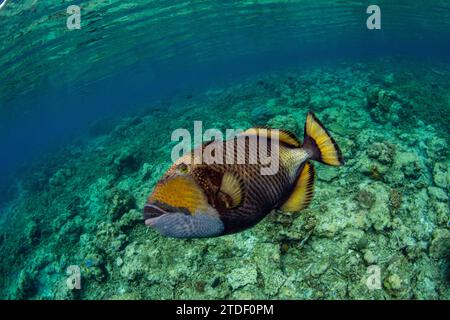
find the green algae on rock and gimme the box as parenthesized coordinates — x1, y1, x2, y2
(0, 59, 449, 300)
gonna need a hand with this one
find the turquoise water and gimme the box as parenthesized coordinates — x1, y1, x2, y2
(0, 1, 449, 299)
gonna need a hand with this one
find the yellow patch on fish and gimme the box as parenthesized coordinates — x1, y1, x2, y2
(149, 175, 209, 214)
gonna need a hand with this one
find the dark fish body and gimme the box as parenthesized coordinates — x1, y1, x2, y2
(144, 112, 344, 238)
(184, 138, 308, 234)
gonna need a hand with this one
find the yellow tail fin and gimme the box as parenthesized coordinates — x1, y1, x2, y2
(303, 112, 344, 166)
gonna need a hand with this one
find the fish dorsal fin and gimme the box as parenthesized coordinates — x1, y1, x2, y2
(241, 127, 301, 148)
(280, 161, 315, 212)
(219, 171, 245, 209)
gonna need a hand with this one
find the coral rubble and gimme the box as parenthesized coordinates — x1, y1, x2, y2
(0, 59, 448, 300)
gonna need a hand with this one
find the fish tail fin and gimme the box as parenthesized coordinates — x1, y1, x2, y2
(302, 112, 344, 166)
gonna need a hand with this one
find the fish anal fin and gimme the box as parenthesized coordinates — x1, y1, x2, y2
(280, 162, 315, 212)
(219, 171, 245, 209)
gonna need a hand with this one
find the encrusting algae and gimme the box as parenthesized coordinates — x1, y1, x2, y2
(0, 58, 449, 300)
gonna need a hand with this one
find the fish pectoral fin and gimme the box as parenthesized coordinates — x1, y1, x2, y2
(280, 161, 315, 212)
(219, 171, 245, 209)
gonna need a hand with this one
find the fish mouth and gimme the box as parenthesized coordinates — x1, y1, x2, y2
(144, 204, 168, 227)
(144, 204, 168, 219)
(144, 203, 185, 226)
(145, 215, 161, 227)
(144, 203, 193, 227)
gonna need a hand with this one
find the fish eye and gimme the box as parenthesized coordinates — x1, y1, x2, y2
(178, 163, 189, 174)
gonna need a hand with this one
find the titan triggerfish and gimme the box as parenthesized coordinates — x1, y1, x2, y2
(144, 112, 344, 238)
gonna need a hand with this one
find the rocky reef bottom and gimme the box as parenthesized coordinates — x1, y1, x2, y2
(0, 57, 449, 299)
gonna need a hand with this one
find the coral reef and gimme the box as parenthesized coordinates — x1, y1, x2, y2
(0, 59, 448, 300)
